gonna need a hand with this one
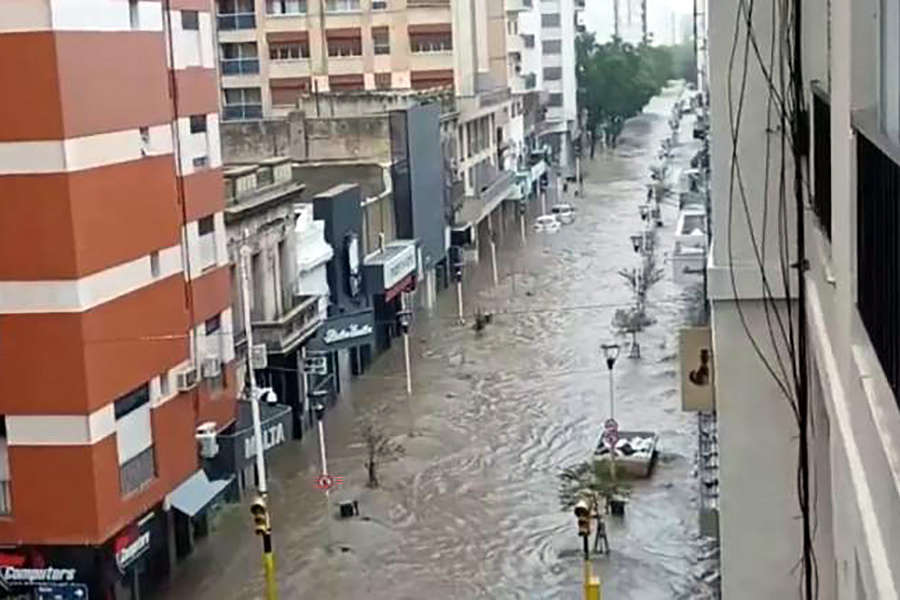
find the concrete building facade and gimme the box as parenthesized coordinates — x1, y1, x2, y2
(0, 1, 236, 598)
(215, 0, 455, 118)
(706, 0, 900, 596)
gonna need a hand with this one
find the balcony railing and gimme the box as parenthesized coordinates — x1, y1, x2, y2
(252, 295, 322, 354)
(857, 127, 900, 407)
(222, 58, 260, 75)
(217, 13, 256, 30)
(812, 88, 831, 240)
(223, 104, 263, 121)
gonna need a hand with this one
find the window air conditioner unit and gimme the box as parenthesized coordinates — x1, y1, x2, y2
(202, 357, 222, 379)
(176, 367, 199, 391)
(251, 344, 268, 370)
(196, 422, 219, 458)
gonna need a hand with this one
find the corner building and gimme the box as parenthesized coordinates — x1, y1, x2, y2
(0, 1, 236, 598)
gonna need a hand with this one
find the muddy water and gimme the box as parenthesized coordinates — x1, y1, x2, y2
(160, 84, 713, 600)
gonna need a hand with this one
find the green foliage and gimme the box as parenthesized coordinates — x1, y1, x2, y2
(576, 35, 689, 153)
(558, 460, 633, 511)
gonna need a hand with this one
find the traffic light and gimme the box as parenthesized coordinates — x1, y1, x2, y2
(250, 495, 270, 536)
(574, 498, 592, 537)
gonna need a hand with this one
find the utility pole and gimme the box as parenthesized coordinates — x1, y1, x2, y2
(312, 397, 334, 548)
(488, 214, 499, 287)
(398, 292, 414, 436)
(693, 0, 699, 87)
(613, 0, 620, 38)
(601, 344, 620, 482)
(640, 0, 648, 44)
(519, 203, 527, 246)
(239, 237, 277, 600)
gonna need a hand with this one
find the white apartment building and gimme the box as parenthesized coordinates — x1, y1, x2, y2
(706, 0, 900, 596)
(539, 0, 579, 171)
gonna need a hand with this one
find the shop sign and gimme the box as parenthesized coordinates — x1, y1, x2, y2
(323, 323, 373, 345)
(382, 243, 417, 291)
(0, 565, 78, 587)
(113, 521, 152, 573)
(244, 423, 286, 460)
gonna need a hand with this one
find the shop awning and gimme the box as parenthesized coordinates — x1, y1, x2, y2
(168, 471, 232, 518)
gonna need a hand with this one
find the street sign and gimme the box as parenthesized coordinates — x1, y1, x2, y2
(604, 418, 618, 434)
(603, 429, 619, 449)
(303, 356, 328, 375)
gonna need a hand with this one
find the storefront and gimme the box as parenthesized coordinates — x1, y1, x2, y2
(0, 507, 170, 600)
(206, 400, 293, 501)
(363, 240, 418, 353)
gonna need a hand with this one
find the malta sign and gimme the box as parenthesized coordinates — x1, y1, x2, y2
(244, 423, 286, 460)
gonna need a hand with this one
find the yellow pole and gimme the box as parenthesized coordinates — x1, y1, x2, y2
(582, 535, 602, 600)
(262, 531, 278, 600)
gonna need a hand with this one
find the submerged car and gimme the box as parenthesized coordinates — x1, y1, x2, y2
(534, 214, 561, 233)
(551, 203, 576, 224)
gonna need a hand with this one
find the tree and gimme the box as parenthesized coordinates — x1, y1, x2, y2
(358, 412, 405, 488)
(576, 34, 679, 151)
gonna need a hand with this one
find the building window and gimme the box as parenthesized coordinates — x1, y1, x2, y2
(182, 10, 200, 30)
(0, 418, 10, 516)
(373, 29, 390, 55)
(223, 87, 263, 121)
(150, 251, 160, 278)
(410, 33, 452, 53)
(269, 43, 309, 60)
(205, 315, 221, 335)
(541, 13, 560, 28)
(372, 0, 387, 9)
(327, 37, 362, 57)
(548, 93, 563, 107)
(199, 215, 215, 236)
(160, 372, 171, 397)
(217, 0, 255, 29)
(544, 66, 562, 80)
(129, 0, 140, 29)
(326, 0, 360, 12)
(221, 42, 260, 74)
(374, 72, 392, 89)
(542, 39, 561, 54)
(139, 126, 151, 156)
(523, 34, 534, 48)
(267, 0, 306, 14)
(190, 115, 207, 134)
(115, 387, 155, 494)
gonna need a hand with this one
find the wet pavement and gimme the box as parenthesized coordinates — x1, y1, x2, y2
(161, 83, 713, 600)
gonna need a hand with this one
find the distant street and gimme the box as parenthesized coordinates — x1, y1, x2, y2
(159, 83, 710, 600)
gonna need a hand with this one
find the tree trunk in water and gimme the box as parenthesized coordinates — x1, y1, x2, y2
(367, 459, 378, 488)
(589, 129, 597, 159)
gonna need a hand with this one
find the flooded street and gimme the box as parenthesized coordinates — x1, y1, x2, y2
(162, 83, 710, 600)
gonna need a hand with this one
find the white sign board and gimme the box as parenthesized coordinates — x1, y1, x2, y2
(383, 243, 417, 291)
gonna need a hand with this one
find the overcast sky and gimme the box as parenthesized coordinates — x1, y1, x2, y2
(582, 0, 695, 46)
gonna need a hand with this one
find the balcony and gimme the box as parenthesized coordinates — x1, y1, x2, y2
(454, 171, 516, 228)
(217, 13, 256, 30)
(252, 295, 322, 354)
(812, 86, 831, 240)
(221, 58, 260, 75)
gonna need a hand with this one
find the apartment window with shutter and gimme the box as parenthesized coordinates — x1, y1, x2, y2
(115, 385, 156, 497)
(326, 0, 360, 12)
(270, 43, 309, 60)
(199, 215, 215, 236)
(542, 39, 561, 54)
(182, 10, 200, 30)
(327, 37, 362, 57)
(267, 0, 307, 14)
(373, 29, 390, 55)
(541, 13, 560, 27)
(544, 66, 562, 80)
(375, 72, 392, 89)
(548, 93, 563, 107)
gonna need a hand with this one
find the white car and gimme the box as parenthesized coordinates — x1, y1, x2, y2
(552, 203, 576, 225)
(534, 214, 561, 233)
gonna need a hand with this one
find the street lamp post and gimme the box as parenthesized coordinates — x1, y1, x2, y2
(238, 238, 278, 600)
(312, 395, 334, 548)
(601, 343, 620, 482)
(398, 293, 414, 436)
